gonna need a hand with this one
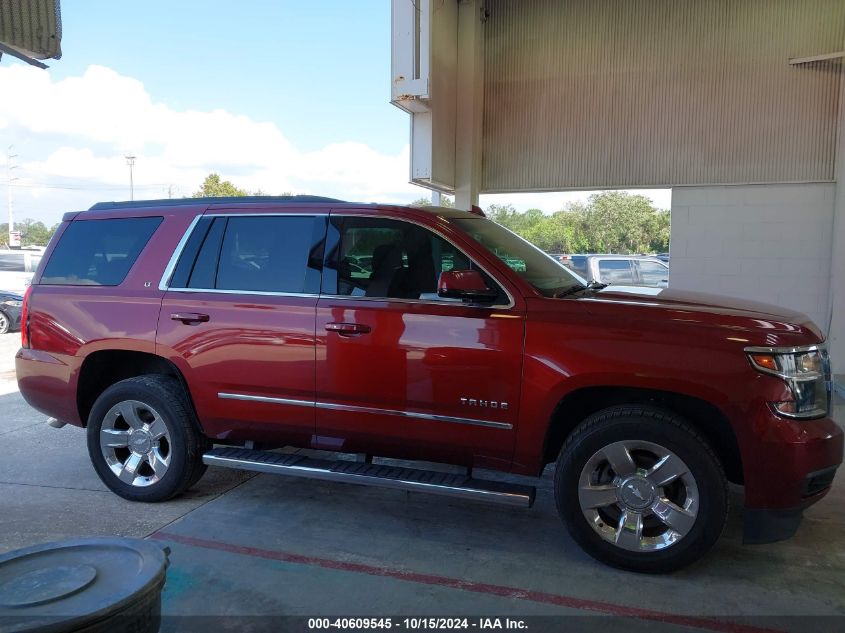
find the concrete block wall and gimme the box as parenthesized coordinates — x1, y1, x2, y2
(670, 184, 836, 332)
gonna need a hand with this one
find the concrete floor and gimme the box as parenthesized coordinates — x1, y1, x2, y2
(1, 332, 844, 632)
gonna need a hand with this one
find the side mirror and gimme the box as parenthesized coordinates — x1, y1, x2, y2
(437, 270, 498, 303)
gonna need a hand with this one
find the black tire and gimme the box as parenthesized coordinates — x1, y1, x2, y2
(86, 375, 210, 502)
(0, 311, 10, 335)
(554, 405, 728, 573)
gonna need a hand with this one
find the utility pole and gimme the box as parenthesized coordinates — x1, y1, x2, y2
(125, 155, 136, 201)
(6, 146, 18, 245)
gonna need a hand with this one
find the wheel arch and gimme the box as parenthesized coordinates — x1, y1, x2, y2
(76, 349, 199, 429)
(542, 386, 744, 484)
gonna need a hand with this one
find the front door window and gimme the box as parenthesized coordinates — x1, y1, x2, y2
(329, 217, 504, 303)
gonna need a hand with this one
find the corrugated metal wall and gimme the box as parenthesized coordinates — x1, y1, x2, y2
(482, 0, 845, 192)
(0, 0, 62, 60)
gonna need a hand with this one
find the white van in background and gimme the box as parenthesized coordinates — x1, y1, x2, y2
(0, 248, 44, 294)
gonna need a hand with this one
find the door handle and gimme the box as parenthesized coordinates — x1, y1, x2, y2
(171, 312, 210, 324)
(325, 322, 371, 336)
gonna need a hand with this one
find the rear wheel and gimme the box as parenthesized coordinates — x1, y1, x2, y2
(555, 406, 727, 573)
(86, 375, 209, 502)
(0, 311, 10, 334)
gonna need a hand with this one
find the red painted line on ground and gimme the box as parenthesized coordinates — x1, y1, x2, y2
(151, 531, 783, 633)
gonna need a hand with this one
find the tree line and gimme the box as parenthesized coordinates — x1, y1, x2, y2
(490, 191, 669, 254)
(0, 219, 60, 249)
(414, 191, 669, 254)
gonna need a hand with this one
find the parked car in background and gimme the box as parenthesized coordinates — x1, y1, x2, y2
(0, 249, 43, 295)
(0, 290, 24, 334)
(559, 254, 669, 288)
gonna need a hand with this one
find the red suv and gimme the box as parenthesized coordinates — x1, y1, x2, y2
(16, 197, 842, 572)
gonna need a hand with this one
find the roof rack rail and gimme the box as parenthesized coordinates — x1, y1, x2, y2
(88, 195, 346, 211)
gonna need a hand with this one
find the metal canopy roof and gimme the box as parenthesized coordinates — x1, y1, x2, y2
(0, 0, 62, 68)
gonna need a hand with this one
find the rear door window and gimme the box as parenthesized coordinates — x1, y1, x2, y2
(170, 215, 324, 294)
(217, 216, 317, 293)
(40, 217, 162, 286)
(597, 259, 635, 285)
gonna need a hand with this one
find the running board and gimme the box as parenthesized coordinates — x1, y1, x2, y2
(203, 447, 535, 508)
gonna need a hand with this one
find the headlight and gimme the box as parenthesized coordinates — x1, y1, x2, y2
(746, 345, 832, 419)
(2, 300, 22, 307)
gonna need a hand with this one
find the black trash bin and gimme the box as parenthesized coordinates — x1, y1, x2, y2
(0, 538, 170, 633)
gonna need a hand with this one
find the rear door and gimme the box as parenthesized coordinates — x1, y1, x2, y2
(156, 211, 326, 445)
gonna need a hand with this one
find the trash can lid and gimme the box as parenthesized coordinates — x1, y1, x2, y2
(0, 537, 169, 633)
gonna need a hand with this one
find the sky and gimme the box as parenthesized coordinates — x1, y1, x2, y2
(0, 1, 671, 226)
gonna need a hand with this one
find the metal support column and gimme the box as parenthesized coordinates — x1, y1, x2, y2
(454, 1, 486, 211)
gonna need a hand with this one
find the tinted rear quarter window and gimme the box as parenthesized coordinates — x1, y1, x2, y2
(41, 217, 163, 286)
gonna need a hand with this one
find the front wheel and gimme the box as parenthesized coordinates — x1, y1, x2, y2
(87, 375, 209, 502)
(555, 406, 728, 573)
(0, 311, 10, 334)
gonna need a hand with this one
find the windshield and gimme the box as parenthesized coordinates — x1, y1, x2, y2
(451, 217, 586, 297)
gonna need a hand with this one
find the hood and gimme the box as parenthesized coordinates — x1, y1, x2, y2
(577, 285, 824, 342)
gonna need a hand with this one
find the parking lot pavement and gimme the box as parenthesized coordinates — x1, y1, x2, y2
(1, 327, 843, 629)
(0, 333, 253, 554)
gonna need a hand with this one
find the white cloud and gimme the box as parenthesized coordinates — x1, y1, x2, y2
(0, 64, 422, 221)
(0, 63, 672, 222)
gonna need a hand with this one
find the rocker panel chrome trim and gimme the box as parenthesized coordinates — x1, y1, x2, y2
(217, 392, 513, 430)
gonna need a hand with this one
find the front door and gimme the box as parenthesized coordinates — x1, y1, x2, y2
(315, 214, 524, 468)
(156, 211, 326, 445)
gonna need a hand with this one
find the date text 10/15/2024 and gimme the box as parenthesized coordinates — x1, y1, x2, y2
(307, 618, 528, 630)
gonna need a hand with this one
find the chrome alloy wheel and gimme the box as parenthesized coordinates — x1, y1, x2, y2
(578, 440, 699, 552)
(99, 400, 171, 487)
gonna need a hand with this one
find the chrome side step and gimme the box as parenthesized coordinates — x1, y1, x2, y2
(203, 447, 535, 508)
